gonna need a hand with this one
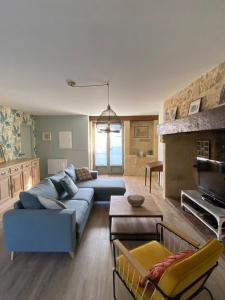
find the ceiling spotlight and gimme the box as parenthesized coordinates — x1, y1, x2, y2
(66, 79, 76, 87)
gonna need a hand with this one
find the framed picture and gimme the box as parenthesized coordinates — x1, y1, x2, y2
(134, 126, 149, 138)
(59, 131, 72, 149)
(0, 145, 6, 164)
(42, 131, 52, 141)
(219, 84, 225, 105)
(188, 98, 201, 115)
(167, 106, 177, 121)
(196, 140, 210, 159)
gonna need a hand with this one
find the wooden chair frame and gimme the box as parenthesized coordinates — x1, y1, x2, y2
(112, 222, 218, 300)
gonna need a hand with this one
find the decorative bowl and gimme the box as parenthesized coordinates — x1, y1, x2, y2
(127, 195, 145, 207)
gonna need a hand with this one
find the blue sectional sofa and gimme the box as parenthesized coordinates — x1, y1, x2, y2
(3, 165, 126, 257)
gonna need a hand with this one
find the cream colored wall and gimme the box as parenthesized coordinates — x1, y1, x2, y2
(124, 120, 158, 176)
(158, 107, 164, 187)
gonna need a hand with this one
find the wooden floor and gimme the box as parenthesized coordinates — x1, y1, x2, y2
(0, 176, 225, 300)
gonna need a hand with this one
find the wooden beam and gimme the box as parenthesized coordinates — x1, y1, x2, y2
(158, 105, 225, 135)
(89, 115, 158, 122)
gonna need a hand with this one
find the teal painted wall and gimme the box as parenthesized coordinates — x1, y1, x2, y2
(0, 106, 36, 161)
(35, 115, 89, 178)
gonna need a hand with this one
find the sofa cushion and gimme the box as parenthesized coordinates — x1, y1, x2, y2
(38, 196, 66, 209)
(76, 178, 125, 190)
(76, 168, 92, 182)
(20, 179, 58, 209)
(71, 188, 94, 205)
(63, 200, 89, 233)
(61, 188, 94, 206)
(49, 171, 67, 198)
(60, 175, 78, 197)
(64, 164, 76, 182)
(76, 178, 126, 201)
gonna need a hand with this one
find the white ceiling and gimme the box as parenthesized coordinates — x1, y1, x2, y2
(1, 0, 225, 116)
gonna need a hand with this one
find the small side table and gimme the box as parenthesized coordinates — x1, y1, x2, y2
(145, 161, 163, 192)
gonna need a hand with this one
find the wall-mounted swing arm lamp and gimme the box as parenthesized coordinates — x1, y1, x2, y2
(66, 79, 122, 133)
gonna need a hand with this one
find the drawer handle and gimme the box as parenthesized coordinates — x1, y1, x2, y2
(1, 171, 6, 175)
(15, 168, 18, 171)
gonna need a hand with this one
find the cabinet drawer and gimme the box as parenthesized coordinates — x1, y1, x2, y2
(32, 159, 39, 167)
(22, 162, 31, 170)
(0, 168, 10, 178)
(10, 164, 22, 174)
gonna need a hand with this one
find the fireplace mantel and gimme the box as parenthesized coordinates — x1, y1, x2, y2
(158, 105, 225, 135)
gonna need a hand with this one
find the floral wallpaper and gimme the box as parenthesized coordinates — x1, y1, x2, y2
(0, 106, 36, 161)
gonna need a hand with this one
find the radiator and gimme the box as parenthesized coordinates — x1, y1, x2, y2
(47, 159, 68, 175)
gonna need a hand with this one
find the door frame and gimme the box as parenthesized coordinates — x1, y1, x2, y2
(92, 122, 124, 175)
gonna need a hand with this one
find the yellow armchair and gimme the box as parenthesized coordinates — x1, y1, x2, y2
(112, 222, 224, 300)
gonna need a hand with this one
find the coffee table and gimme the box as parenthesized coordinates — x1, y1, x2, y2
(109, 196, 163, 241)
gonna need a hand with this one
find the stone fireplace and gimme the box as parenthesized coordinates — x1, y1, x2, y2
(161, 128, 225, 198)
(158, 62, 225, 199)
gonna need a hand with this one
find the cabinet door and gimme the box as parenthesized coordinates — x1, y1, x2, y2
(0, 176, 11, 203)
(23, 166, 32, 191)
(11, 172, 23, 198)
(0, 168, 11, 203)
(32, 160, 40, 186)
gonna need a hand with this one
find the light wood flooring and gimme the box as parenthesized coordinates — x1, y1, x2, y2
(0, 176, 225, 300)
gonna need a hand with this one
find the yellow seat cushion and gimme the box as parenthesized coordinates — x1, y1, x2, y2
(117, 239, 223, 300)
(151, 239, 224, 300)
(117, 241, 172, 300)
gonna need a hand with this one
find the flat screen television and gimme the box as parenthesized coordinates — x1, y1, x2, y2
(197, 157, 225, 207)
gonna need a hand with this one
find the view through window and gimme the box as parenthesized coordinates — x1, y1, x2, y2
(95, 124, 122, 167)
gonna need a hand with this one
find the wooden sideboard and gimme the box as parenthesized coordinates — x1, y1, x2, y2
(0, 158, 40, 205)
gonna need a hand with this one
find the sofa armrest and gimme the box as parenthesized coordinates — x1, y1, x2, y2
(3, 209, 76, 252)
(90, 170, 98, 179)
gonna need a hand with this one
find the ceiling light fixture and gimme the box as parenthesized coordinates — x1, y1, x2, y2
(66, 79, 122, 133)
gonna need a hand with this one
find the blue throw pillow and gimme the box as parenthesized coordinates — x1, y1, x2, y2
(49, 171, 67, 198)
(20, 179, 58, 209)
(20, 192, 45, 209)
(64, 164, 76, 182)
(60, 175, 78, 197)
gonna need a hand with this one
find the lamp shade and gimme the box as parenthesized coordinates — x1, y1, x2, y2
(96, 105, 122, 133)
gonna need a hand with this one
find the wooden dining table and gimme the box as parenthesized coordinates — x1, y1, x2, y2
(145, 161, 163, 192)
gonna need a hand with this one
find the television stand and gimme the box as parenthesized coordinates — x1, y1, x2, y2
(181, 190, 225, 241)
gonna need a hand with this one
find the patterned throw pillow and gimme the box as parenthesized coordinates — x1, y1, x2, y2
(60, 175, 78, 197)
(38, 196, 66, 209)
(140, 249, 194, 289)
(76, 168, 92, 182)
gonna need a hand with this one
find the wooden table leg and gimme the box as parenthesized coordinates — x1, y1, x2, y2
(145, 167, 147, 186)
(109, 216, 112, 241)
(149, 170, 152, 193)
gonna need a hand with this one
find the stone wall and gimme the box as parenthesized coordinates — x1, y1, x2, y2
(164, 62, 225, 120)
(124, 120, 158, 176)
